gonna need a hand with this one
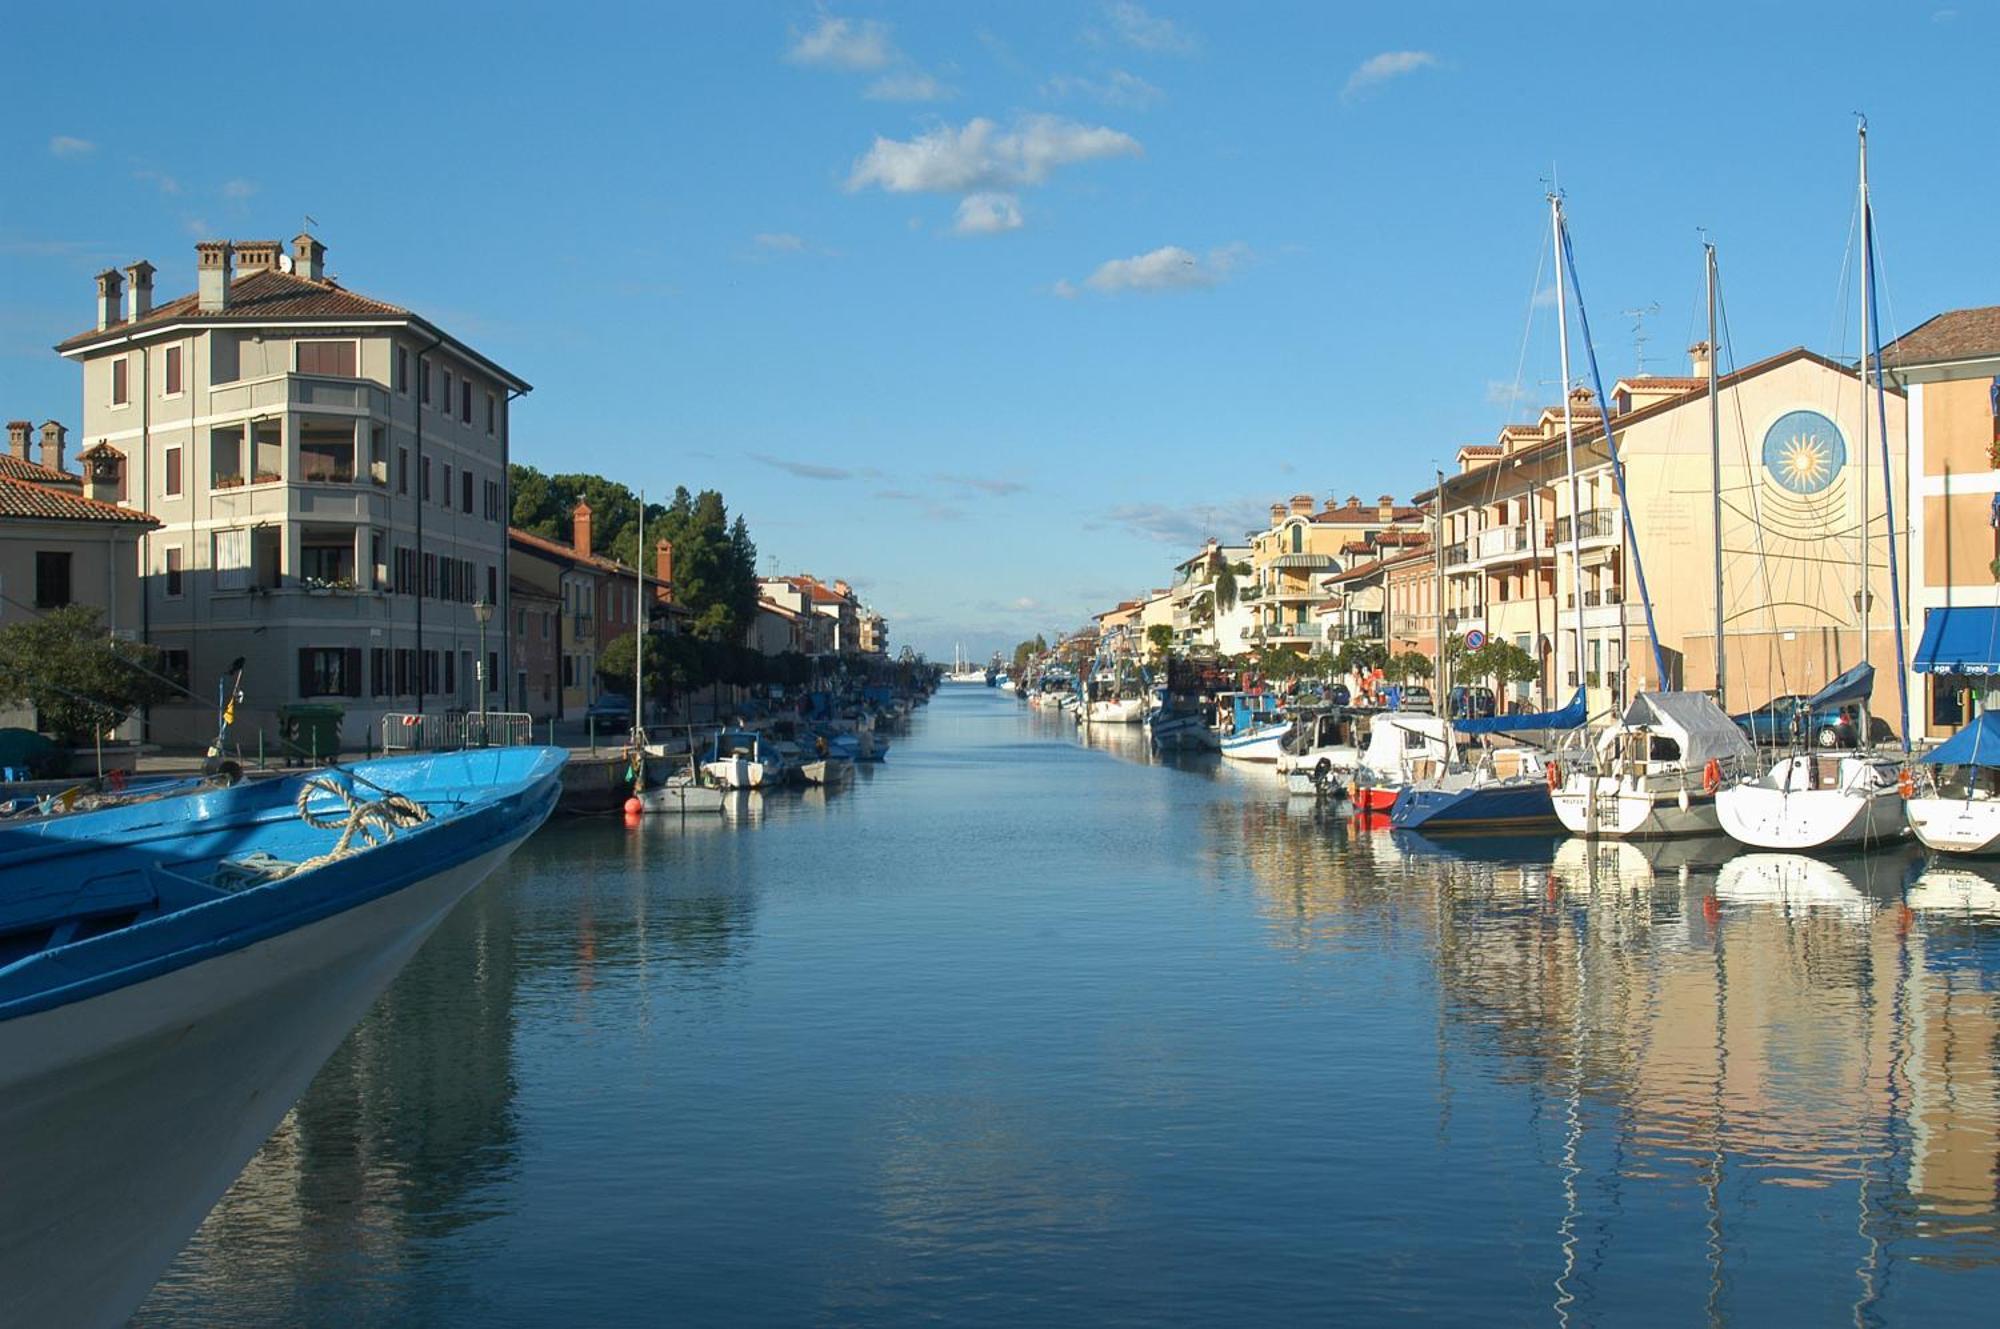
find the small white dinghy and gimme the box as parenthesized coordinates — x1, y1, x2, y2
(635, 772, 727, 814)
(1902, 711, 2000, 855)
(799, 757, 855, 787)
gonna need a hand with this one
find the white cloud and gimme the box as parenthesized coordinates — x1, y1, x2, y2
(1077, 243, 1243, 295)
(754, 232, 807, 252)
(865, 70, 953, 102)
(1052, 279, 1080, 299)
(1342, 50, 1439, 103)
(1098, 2, 1197, 55)
(787, 14, 895, 71)
(48, 135, 95, 158)
(1043, 69, 1164, 110)
(1531, 281, 1559, 308)
(134, 169, 182, 195)
(847, 115, 1141, 194)
(1012, 596, 1040, 611)
(221, 178, 258, 201)
(952, 193, 1023, 236)
(1484, 379, 1528, 406)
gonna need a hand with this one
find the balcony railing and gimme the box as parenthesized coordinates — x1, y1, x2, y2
(1553, 509, 1618, 543)
(1442, 543, 1469, 567)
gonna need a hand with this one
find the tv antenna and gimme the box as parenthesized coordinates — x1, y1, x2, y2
(1621, 302, 1661, 373)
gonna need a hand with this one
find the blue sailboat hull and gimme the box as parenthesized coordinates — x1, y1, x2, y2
(1390, 780, 1559, 833)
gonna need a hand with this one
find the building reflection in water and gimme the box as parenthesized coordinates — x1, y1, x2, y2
(1216, 799, 2000, 1315)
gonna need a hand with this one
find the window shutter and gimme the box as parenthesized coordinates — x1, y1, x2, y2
(345, 647, 362, 697)
(298, 649, 314, 698)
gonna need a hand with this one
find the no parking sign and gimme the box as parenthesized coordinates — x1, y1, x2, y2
(1464, 629, 1487, 650)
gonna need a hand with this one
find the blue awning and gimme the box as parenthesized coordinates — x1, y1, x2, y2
(1807, 661, 1874, 710)
(1914, 607, 2000, 676)
(1921, 710, 2000, 768)
(1454, 687, 1586, 735)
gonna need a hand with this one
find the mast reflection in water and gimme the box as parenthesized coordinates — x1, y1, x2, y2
(140, 691, 2000, 1326)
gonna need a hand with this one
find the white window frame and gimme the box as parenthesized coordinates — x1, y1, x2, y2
(163, 544, 185, 599)
(110, 354, 131, 410)
(163, 443, 183, 499)
(161, 343, 185, 400)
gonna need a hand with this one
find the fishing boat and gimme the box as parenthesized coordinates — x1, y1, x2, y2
(1904, 711, 2000, 855)
(0, 746, 565, 1329)
(1278, 707, 1366, 795)
(701, 729, 790, 789)
(1216, 692, 1291, 763)
(1551, 691, 1755, 838)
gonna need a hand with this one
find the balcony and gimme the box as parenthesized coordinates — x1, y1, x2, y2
(1467, 523, 1556, 567)
(1388, 613, 1423, 638)
(1442, 543, 1469, 568)
(1553, 508, 1618, 545)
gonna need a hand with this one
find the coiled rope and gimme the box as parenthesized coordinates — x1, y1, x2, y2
(292, 776, 430, 873)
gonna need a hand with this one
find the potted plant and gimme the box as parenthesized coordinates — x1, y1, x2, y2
(253, 469, 281, 484)
(213, 472, 244, 489)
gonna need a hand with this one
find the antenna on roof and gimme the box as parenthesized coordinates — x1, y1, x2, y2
(303, 213, 320, 229)
(1620, 301, 1661, 373)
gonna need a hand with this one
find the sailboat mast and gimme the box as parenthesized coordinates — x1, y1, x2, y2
(1552, 194, 1588, 698)
(1707, 243, 1724, 707)
(1434, 468, 1446, 699)
(1856, 123, 1873, 740)
(634, 491, 645, 729)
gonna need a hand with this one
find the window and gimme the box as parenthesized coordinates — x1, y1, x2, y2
(443, 650, 455, 694)
(211, 425, 245, 487)
(369, 427, 386, 476)
(442, 369, 453, 414)
(34, 552, 72, 608)
(298, 647, 361, 699)
(486, 392, 496, 434)
(1933, 675, 1967, 730)
(542, 611, 551, 639)
(296, 340, 357, 377)
(421, 457, 432, 501)
(488, 652, 499, 695)
(515, 607, 526, 635)
(463, 469, 474, 512)
(487, 564, 497, 604)
(562, 655, 575, 687)
(164, 547, 184, 597)
(214, 529, 250, 591)
(164, 445, 182, 498)
(370, 648, 389, 697)
(422, 362, 433, 405)
(424, 552, 439, 599)
(160, 649, 190, 692)
(396, 347, 409, 394)
(164, 345, 183, 396)
(300, 539, 353, 585)
(398, 447, 409, 495)
(424, 649, 441, 694)
(111, 356, 129, 406)
(442, 464, 452, 508)
(299, 419, 355, 482)
(461, 380, 472, 424)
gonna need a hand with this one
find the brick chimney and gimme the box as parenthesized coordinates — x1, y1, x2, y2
(95, 268, 124, 331)
(655, 538, 674, 598)
(1688, 340, 1713, 379)
(1378, 494, 1397, 522)
(6, 420, 29, 460)
(571, 499, 593, 556)
(39, 421, 67, 474)
(1289, 492, 1314, 517)
(1268, 502, 1285, 525)
(235, 240, 282, 275)
(196, 242, 233, 312)
(833, 579, 852, 598)
(123, 260, 155, 321)
(292, 232, 326, 282)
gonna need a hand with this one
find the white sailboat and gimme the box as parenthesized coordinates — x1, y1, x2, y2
(945, 642, 986, 684)
(1905, 712, 2000, 854)
(1717, 123, 1910, 852)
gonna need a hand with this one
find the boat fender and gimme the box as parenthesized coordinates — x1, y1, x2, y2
(1897, 768, 1915, 800)
(1545, 760, 1563, 792)
(1677, 787, 1691, 813)
(1702, 759, 1723, 797)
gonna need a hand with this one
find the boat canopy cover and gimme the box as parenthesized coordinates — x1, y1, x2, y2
(1454, 687, 1586, 735)
(1807, 660, 1874, 710)
(1614, 691, 1756, 767)
(1920, 711, 2000, 767)
(1913, 607, 2000, 676)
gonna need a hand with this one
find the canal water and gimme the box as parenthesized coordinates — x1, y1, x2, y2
(138, 688, 2000, 1325)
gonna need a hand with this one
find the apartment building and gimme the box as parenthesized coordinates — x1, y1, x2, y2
(54, 236, 529, 749)
(510, 504, 678, 719)
(1245, 494, 1426, 653)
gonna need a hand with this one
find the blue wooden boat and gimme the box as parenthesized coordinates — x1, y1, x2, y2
(0, 746, 565, 1329)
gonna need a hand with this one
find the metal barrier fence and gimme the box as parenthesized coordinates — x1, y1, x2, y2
(381, 711, 535, 752)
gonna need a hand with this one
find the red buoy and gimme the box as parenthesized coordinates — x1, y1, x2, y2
(623, 796, 643, 816)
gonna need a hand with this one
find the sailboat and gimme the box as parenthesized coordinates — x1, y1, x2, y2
(945, 642, 986, 684)
(1904, 711, 2000, 854)
(1391, 689, 1584, 832)
(1716, 122, 1911, 852)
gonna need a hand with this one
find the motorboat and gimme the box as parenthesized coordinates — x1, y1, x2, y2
(1216, 692, 1291, 763)
(0, 747, 565, 1329)
(1349, 712, 1454, 812)
(1149, 696, 1219, 753)
(1277, 707, 1366, 795)
(701, 729, 790, 789)
(1551, 691, 1754, 839)
(799, 756, 855, 787)
(1905, 710, 2000, 855)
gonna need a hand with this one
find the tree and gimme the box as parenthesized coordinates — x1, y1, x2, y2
(1331, 639, 1389, 679)
(1145, 624, 1174, 658)
(1383, 650, 1434, 684)
(1212, 558, 1239, 615)
(0, 606, 176, 746)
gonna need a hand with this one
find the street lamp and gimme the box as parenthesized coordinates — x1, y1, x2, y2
(472, 598, 493, 743)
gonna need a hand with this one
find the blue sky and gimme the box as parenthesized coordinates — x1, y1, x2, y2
(3, 2, 1993, 661)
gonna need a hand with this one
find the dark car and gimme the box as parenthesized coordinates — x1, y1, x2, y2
(584, 693, 634, 726)
(1448, 685, 1496, 721)
(1733, 695, 1895, 748)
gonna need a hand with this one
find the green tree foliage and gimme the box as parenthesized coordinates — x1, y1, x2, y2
(1145, 624, 1174, 658)
(1446, 639, 1540, 693)
(1331, 639, 1390, 678)
(599, 630, 815, 709)
(1383, 650, 1435, 683)
(1010, 634, 1048, 670)
(0, 605, 176, 745)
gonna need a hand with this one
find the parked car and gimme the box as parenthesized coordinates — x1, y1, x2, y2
(1395, 684, 1435, 715)
(1448, 685, 1496, 721)
(584, 693, 634, 727)
(1733, 695, 1895, 748)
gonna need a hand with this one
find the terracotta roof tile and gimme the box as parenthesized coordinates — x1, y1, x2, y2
(57, 270, 411, 353)
(0, 476, 158, 525)
(0, 454, 77, 485)
(1881, 306, 2000, 368)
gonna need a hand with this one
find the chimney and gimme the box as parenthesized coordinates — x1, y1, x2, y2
(95, 268, 124, 331)
(1269, 502, 1286, 525)
(292, 231, 326, 282)
(1289, 493, 1314, 517)
(82, 445, 122, 503)
(39, 421, 67, 475)
(235, 240, 282, 275)
(655, 539, 674, 599)
(123, 260, 155, 321)
(1378, 494, 1397, 522)
(196, 241, 234, 312)
(571, 499, 593, 556)
(834, 579, 852, 598)
(6, 420, 30, 460)
(1346, 495, 1361, 511)
(1689, 340, 1713, 379)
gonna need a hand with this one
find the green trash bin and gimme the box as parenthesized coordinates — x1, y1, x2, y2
(277, 704, 344, 765)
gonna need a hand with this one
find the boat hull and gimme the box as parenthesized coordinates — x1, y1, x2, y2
(702, 757, 771, 789)
(1551, 777, 1723, 839)
(1391, 780, 1558, 832)
(637, 780, 727, 813)
(1906, 795, 2000, 856)
(0, 833, 531, 1329)
(1083, 698, 1146, 725)
(1220, 724, 1291, 763)
(1715, 783, 1906, 851)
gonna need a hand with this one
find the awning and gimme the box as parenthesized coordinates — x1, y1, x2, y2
(1455, 687, 1586, 735)
(1914, 607, 2000, 675)
(1921, 710, 2000, 767)
(1268, 553, 1336, 570)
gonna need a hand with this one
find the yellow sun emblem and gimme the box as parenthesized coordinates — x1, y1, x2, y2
(1779, 434, 1830, 489)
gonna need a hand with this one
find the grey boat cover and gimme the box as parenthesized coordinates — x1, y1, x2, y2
(1614, 691, 1756, 767)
